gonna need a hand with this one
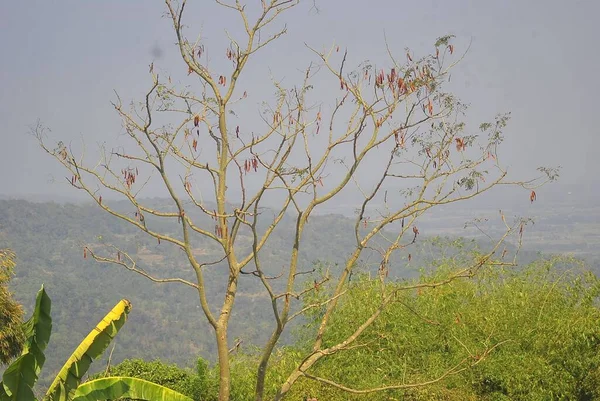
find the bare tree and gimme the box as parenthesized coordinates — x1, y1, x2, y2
(35, 1, 557, 400)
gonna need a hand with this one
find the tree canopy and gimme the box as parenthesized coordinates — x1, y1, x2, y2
(33, 1, 558, 400)
(0, 249, 24, 365)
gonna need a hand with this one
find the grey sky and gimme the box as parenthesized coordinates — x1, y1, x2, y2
(1, 0, 598, 201)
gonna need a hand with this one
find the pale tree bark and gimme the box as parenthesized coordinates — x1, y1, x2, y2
(35, 1, 559, 400)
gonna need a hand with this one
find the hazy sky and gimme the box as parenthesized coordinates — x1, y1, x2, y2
(1, 0, 598, 200)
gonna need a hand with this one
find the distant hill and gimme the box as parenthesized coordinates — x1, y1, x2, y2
(0, 198, 425, 384)
(0, 196, 589, 385)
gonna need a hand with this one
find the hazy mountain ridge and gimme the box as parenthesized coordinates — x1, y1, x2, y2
(0, 195, 597, 386)
(0, 198, 423, 384)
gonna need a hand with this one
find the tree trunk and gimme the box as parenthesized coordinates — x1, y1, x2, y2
(216, 325, 231, 401)
(254, 329, 280, 401)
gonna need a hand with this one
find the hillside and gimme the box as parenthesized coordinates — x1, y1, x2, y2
(0, 199, 423, 383)
(0, 197, 577, 385)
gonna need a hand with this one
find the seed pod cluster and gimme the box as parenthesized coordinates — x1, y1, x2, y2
(122, 167, 138, 190)
(244, 157, 259, 174)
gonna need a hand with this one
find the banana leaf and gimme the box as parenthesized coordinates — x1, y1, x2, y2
(44, 299, 131, 401)
(71, 377, 193, 401)
(1, 285, 52, 401)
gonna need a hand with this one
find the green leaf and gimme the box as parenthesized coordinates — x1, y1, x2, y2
(1, 285, 51, 401)
(44, 299, 131, 401)
(72, 377, 193, 401)
(1, 354, 38, 401)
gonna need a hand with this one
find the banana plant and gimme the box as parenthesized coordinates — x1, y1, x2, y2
(0, 286, 192, 401)
(44, 297, 132, 401)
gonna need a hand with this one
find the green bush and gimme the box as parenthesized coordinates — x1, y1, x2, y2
(88, 255, 600, 401)
(102, 358, 215, 401)
(226, 255, 600, 401)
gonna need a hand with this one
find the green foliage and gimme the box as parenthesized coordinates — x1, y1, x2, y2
(1, 286, 51, 401)
(45, 299, 131, 401)
(0, 286, 191, 401)
(0, 250, 16, 283)
(226, 347, 306, 401)
(0, 250, 24, 365)
(72, 377, 192, 401)
(222, 256, 600, 401)
(65, 252, 600, 401)
(462, 257, 600, 400)
(101, 359, 213, 401)
(434, 35, 456, 48)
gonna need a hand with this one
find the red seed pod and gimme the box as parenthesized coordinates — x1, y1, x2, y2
(455, 137, 465, 151)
